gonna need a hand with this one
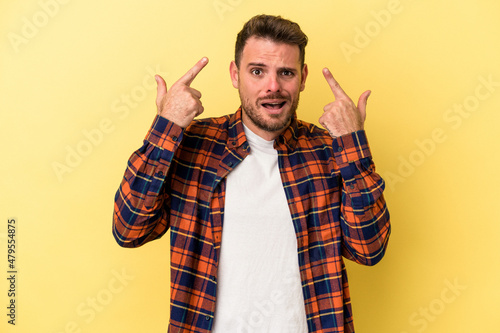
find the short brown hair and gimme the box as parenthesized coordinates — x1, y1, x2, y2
(234, 14, 308, 68)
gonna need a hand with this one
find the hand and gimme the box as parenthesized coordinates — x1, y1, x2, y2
(155, 57, 209, 128)
(319, 68, 370, 137)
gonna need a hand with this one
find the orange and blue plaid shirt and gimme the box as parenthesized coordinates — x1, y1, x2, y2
(113, 108, 390, 333)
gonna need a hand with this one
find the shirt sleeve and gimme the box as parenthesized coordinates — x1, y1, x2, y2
(112, 115, 184, 248)
(332, 130, 391, 266)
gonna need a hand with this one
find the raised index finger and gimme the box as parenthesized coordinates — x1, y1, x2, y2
(177, 57, 209, 86)
(323, 68, 348, 99)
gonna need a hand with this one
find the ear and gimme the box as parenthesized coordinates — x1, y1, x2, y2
(300, 63, 308, 92)
(229, 61, 239, 89)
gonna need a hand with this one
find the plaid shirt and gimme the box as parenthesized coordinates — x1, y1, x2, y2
(113, 108, 390, 333)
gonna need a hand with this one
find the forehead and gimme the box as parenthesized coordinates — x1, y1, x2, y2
(240, 36, 301, 67)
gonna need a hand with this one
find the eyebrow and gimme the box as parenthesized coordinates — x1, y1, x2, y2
(247, 62, 267, 68)
(246, 62, 298, 73)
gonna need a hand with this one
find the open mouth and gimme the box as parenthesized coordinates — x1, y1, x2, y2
(261, 101, 286, 111)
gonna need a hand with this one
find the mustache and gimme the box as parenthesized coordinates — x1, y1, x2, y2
(256, 93, 290, 103)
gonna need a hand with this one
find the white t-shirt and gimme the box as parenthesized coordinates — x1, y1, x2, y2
(212, 125, 307, 333)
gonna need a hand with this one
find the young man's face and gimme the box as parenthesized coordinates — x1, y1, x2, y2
(230, 36, 308, 140)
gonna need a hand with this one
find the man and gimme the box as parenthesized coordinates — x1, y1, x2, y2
(113, 14, 390, 333)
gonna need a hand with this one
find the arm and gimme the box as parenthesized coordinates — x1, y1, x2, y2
(113, 58, 208, 247)
(113, 117, 183, 247)
(319, 68, 390, 265)
(332, 130, 390, 266)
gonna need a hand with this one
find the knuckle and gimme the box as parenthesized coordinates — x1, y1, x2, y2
(337, 100, 347, 108)
(188, 99, 198, 109)
(323, 103, 334, 112)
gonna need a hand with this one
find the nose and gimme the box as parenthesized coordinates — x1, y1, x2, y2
(265, 74, 281, 92)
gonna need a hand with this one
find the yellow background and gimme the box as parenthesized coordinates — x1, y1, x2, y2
(1, 0, 499, 332)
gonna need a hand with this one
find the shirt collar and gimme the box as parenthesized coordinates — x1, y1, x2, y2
(275, 113, 299, 152)
(227, 107, 249, 150)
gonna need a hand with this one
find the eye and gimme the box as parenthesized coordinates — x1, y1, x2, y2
(251, 68, 263, 76)
(281, 70, 294, 77)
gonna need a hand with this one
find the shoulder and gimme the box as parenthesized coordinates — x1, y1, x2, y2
(186, 115, 230, 133)
(179, 114, 233, 153)
(186, 114, 231, 136)
(294, 119, 333, 146)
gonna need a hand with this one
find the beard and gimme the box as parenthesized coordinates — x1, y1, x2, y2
(239, 91, 300, 133)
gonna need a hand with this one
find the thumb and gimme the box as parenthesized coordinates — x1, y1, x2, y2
(357, 90, 371, 122)
(155, 75, 167, 108)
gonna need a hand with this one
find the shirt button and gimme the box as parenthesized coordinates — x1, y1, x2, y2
(350, 184, 355, 189)
(158, 171, 164, 177)
(205, 316, 211, 321)
(337, 146, 343, 152)
(227, 162, 233, 167)
(172, 135, 178, 142)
